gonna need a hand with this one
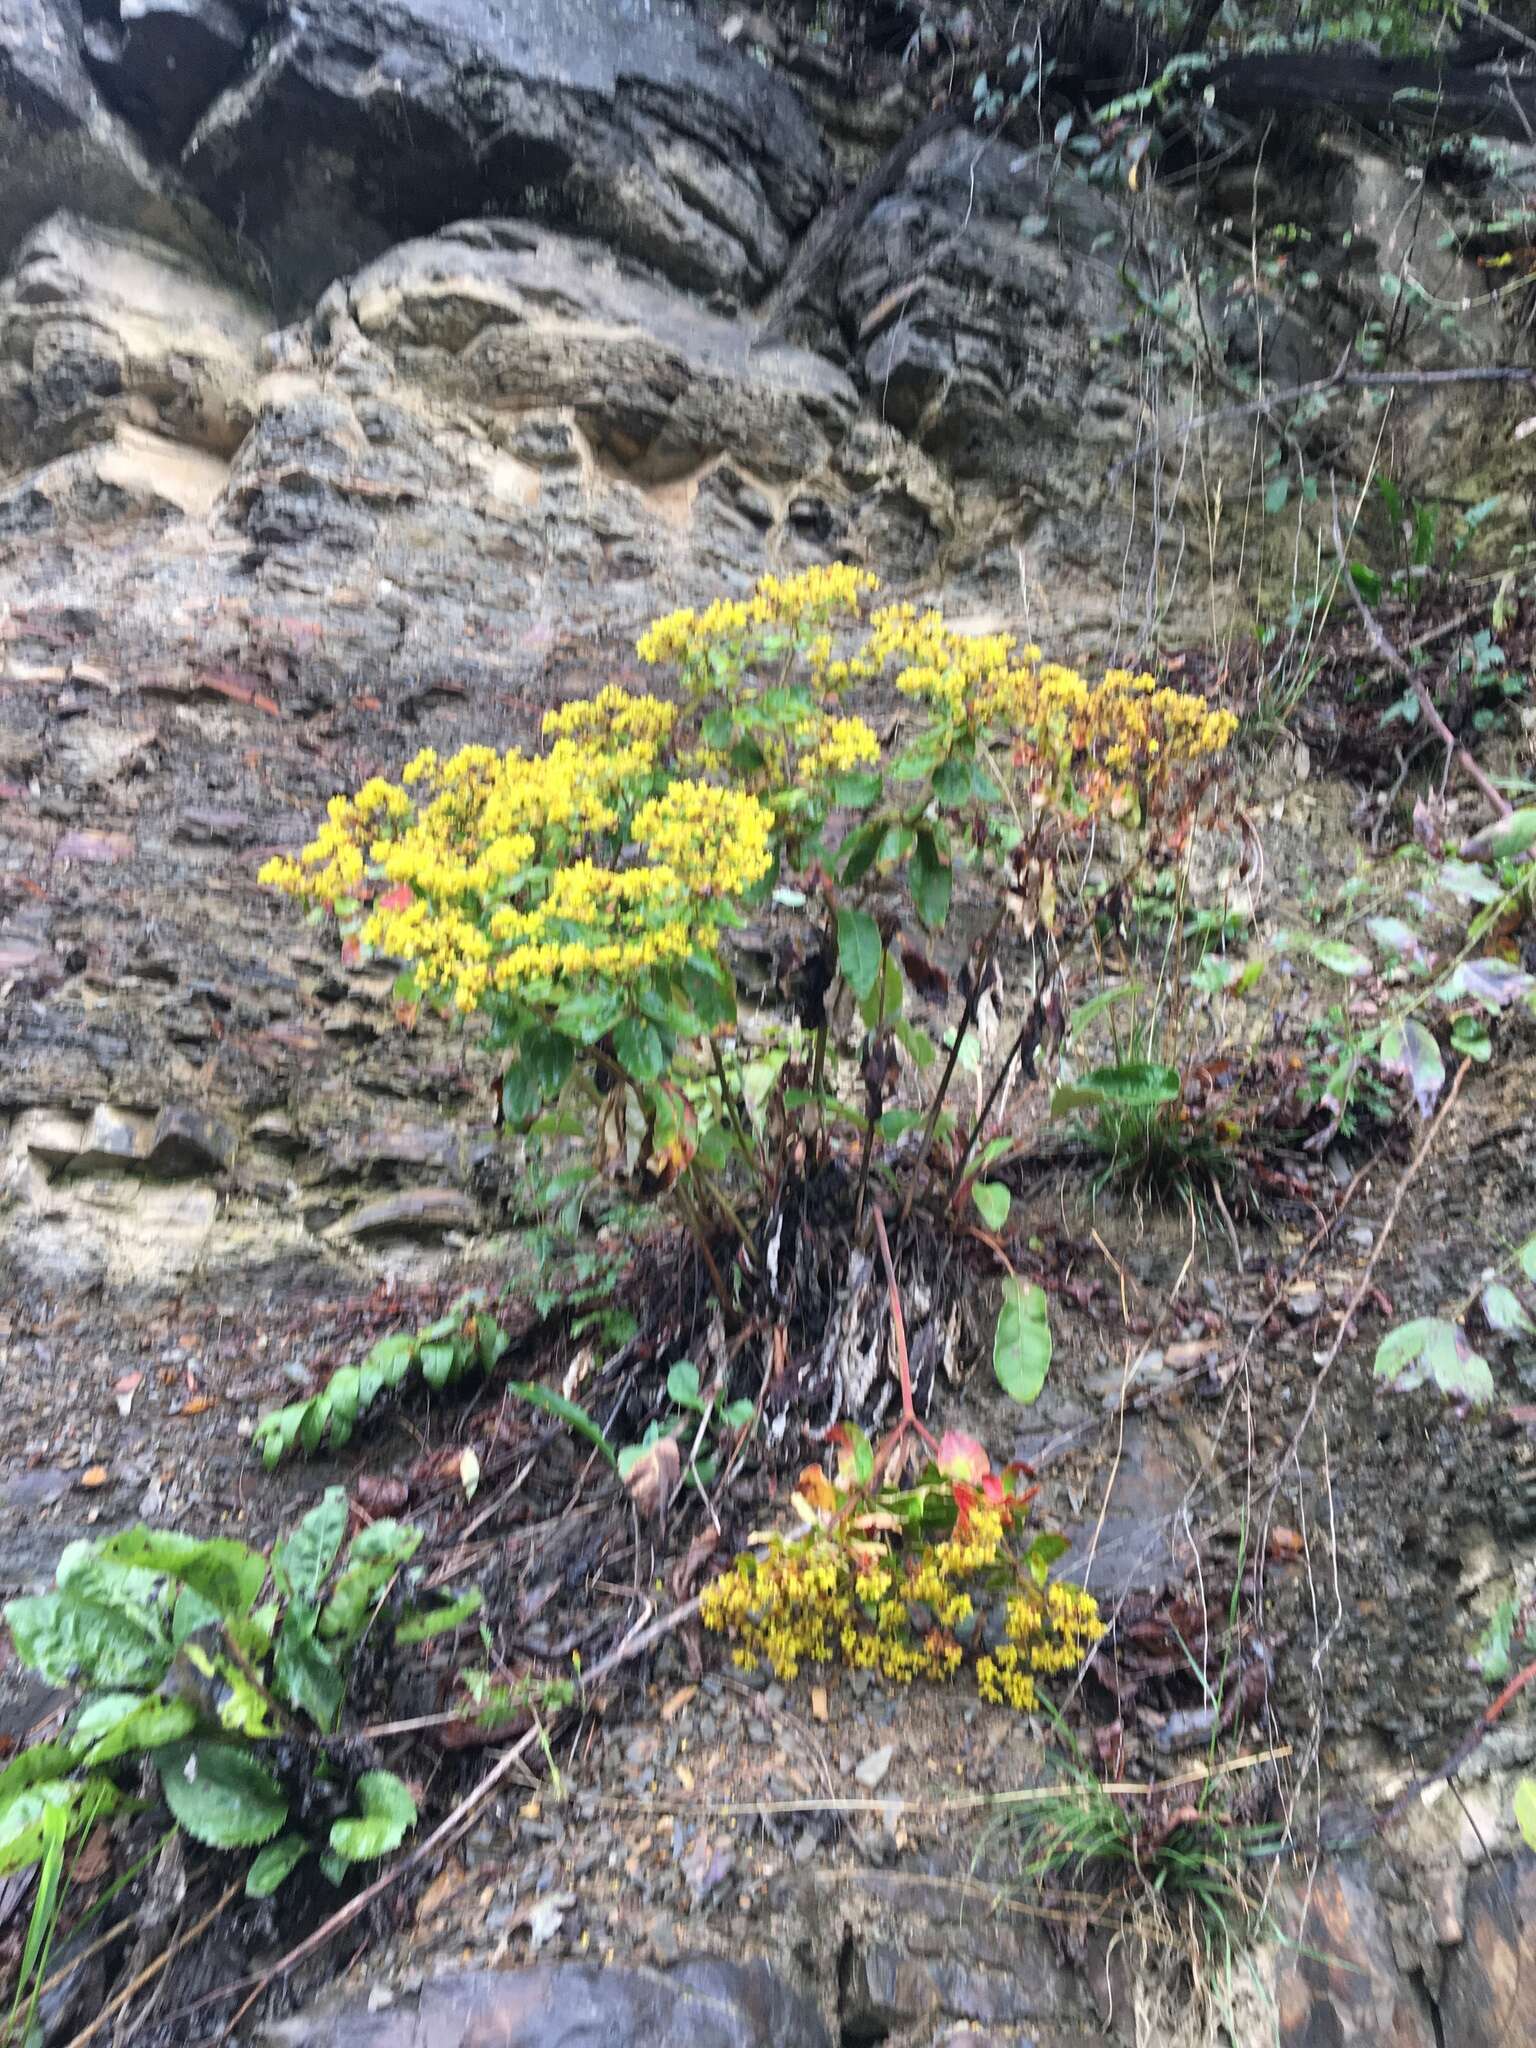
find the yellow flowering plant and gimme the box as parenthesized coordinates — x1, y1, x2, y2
(699, 1417, 1106, 1707)
(260, 564, 1236, 1301)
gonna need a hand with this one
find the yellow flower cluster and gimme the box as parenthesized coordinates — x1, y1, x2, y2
(542, 686, 677, 750)
(699, 1503, 1104, 1708)
(796, 714, 882, 786)
(259, 692, 773, 1013)
(636, 564, 880, 669)
(977, 1582, 1107, 1709)
(849, 608, 1235, 785)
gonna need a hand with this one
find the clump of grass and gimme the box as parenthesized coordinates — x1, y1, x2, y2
(989, 1720, 1283, 1974)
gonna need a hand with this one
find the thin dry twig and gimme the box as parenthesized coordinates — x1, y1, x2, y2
(63, 1880, 244, 2048)
(1264, 1057, 1470, 1498)
(1329, 479, 1511, 822)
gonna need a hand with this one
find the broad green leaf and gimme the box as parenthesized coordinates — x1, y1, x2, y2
(155, 1742, 288, 1849)
(1515, 1778, 1536, 1852)
(1311, 939, 1371, 978)
(321, 1522, 423, 1646)
(613, 1015, 666, 1084)
(932, 751, 974, 807)
(246, 1834, 310, 1899)
(1378, 1018, 1444, 1119)
(1519, 1234, 1536, 1284)
(1051, 1062, 1181, 1117)
(506, 1382, 617, 1469)
(829, 771, 883, 810)
(1366, 916, 1426, 965)
(666, 1360, 703, 1411)
(418, 1341, 456, 1390)
(1461, 807, 1536, 862)
(972, 1182, 1012, 1231)
(0, 1777, 121, 1877)
(858, 949, 903, 1029)
(1437, 859, 1504, 904)
(834, 1422, 875, 1487)
(1374, 1316, 1494, 1403)
(1026, 1532, 1071, 1588)
(911, 827, 953, 932)
(96, 1530, 268, 1618)
(5, 1587, 171, 1692)
(1482, 1282, 1535, 1337)
(394, 1588, 484, 1646)
(0, 1746, 74, 1802)
(555, 987, 626, 1044)
(274, 1603, 344, 1732)
(1442, 958, 1534, 1011)
(994, 1279, 1052, 1405)
(329, 1771, 417, 1862)
(836, 908, 882, 1000)
(76, 1692, 199, 1766)
(272, 1488, 348, 1601)
(1263, 476, 1290, 516)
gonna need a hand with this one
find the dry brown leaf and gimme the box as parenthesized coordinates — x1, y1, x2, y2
(660, 1685, 697, 1723)
(79, 1465, 109, 1489)
(622, 1437, 679, 1522)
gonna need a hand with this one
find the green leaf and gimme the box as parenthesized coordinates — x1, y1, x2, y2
(394, 1588, 484, 1646)
(1051, 1062, 1181, 1117)
(666, 1361, 704, 1412)
(1519, 1234, 1536, 1285)
(1461, 807, 1536, 863)
(836, 908, 882, 1000)
(994, 1279, 1052, 1405)
(1311, 939, 1372, 978)
(1373, 1316, 1494, 1403)
(320, 1523, 423, 1646)
(0, 1745, 74, 1802)
(272, 1489, 349, 1601)
(329, 1771, 417, 1863)
(911, 828, 953, 932)
(274, 1603, 344, 1732)
(1025, 1532, 1070, 1588)
(720, 1399, 755, 1431)
(1264, 476, 1290, 516)
(838, 819, 885, 886)
(556, 987, 626, 1044)
(1515, 1778, 1536, 1852)
(95, 1530, 269, 1618)
(506, 1382, 618, 1469)
(5, 1586, 171, 1693)
(858, 949, 903, 1030)
(1378, 1018, 1444, 1119)
(1482, 1282, 1535, 1338)
(76, 1692, 200, 1766)
(836, 1422, 875, 1487)
(418, 1341, 456, 1390)
(972, 1182, 1012, 1231)
(1438, 858, 1504, 904)
(246, 1834, 310, 1899)
(155, 1742, 288, 1849)
(931, 752, 973, 807)
(613, 1015, 666, 1084)
(830, 771, 883, 810)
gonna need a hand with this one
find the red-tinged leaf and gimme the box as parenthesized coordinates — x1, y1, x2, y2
(340, 936, 363, 966)
(1443, 957, 1535, 1010)
(379, 884, 414, 913)
(936, 1430, 990, 1483)
(1379, 1017, 1444, 1118)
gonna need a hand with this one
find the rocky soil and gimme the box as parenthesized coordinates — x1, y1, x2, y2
(4, 1, 1536, 2043)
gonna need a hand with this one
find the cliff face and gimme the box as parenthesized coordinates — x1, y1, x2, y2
(3, 13, 1536, 2044)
